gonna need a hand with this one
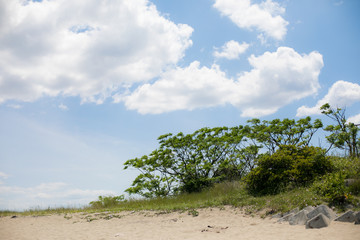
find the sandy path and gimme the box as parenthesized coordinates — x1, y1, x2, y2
(1, 207, 359, 240)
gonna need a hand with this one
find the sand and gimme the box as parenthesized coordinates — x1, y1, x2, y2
(1, 207, 359, 240)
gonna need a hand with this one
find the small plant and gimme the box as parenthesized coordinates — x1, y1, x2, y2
(188, 209, 199, 217)
(89, 195, 126, 208)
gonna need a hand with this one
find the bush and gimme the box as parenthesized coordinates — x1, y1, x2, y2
(348, 179, 360, 195)
(246, 145, 332, 195)
(328, 156, 360, 196)
(329, 156, 360, 179)
(312, 173, 351, 206)
(89, 195, 125, 208)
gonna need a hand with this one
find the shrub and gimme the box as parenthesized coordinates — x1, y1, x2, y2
(89, 195, 125, 208)
(246, 145, 332, 195)
(327, 156, 360, 196)
(312, 172, 352, 206)
(348, 179, 360, 195)
(329, 156, 360, 179)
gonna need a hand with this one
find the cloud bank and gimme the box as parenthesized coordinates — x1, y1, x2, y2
(124, 47, 323, 117)
(0, 0, 328, 117)
(0, 0, 193, 104)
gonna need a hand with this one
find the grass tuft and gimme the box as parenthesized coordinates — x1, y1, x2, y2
(1, 180, 359, 217)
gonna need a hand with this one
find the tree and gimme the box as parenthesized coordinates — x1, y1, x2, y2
(124, 127, 247, 197)
(246, 117, 323, 154)
(124, 117, 326, 198)
(321, 103, 359, 158)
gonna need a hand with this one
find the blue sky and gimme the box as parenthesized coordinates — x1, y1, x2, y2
(0, 0, 359, 210)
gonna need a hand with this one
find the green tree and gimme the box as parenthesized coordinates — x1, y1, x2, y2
(124, 127, 247, 197)
(246, 117, 323, 154)
(321, 103, 359, 158)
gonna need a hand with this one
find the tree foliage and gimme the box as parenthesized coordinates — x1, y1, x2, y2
(124, 116, 324, 198)
(246, 117, 323, 154)
(321, 103, 360, 158)
(124, 127, 249, 197)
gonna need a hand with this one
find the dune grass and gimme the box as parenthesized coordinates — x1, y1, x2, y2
(101, 182, 324, 214)
(0, 181, 324, 217)
(1, 179, 358, 217)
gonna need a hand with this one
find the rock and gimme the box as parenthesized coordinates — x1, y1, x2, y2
(334, 211, 355, 223)
(307, 205, 337, 221)
(303, 206, 315, 212)
(271, 213, 283, 219)
(306, 213, 330, 229)
(355, 212, 360, 225)
(289, 210, 309, 225)
(277, 213, 294, 222)
(286, 207, 300, 215)
(273, 207, 301, 220)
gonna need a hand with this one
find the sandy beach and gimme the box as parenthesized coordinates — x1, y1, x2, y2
(1, 207, 359, 240)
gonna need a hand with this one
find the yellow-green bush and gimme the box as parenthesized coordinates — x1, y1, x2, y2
(246, 145, 332, 195)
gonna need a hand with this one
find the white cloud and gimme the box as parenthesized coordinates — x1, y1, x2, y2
(123, 61, 235, 114)
(235, 47, 323, 117)
(213, 0, 289, 40)
(123, 47, 323, 117)
(58, 103, 68, 111)
(296, 80, 360, 116)
(348, 114, 360, 125)
(214, 40, 249, 59)
(0, 0, 193, 104)
(0, 181, 115, 210)
(6, 104, 22, 109)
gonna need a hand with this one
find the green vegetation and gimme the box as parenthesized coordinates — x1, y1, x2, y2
(121, 103, 359, 211)
(124, 116, 324, 197)
(246, 145, 332, 195)
(1, 103, 359, 217)
(321, 103, 360, 158)
(124, 126, 248, 197)
(89, 195, 126, 208)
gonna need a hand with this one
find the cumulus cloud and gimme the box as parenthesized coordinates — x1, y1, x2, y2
(348, 114, 360, 125)
(214, 40, 249, 59)
(122, 61, 235, 114)
(58, 103, 69, 111)
(235, 47, 323, 117)
(0, 0, 193, 104)
(296, 80, 360, 117)
(0, 181, 115, 210)
(213, 0, 289, 40)
(123, 47, 323, 117)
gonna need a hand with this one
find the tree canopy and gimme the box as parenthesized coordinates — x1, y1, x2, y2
(123, 104, 358, 198)
(124, 116, 325, 198)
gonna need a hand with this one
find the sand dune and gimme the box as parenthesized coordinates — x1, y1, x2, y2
(1, 207, 359, 240)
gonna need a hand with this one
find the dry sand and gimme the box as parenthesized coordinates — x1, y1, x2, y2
(1, 207, 359, 240)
